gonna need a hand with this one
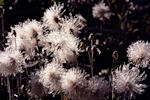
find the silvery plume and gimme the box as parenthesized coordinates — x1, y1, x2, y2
(39, 61, 65, 95)
(92, 0, 111, 21)
(70, 75, 109, 100)
(7, 19, 43, 67)
(112, 64, 147, 98)
(127, 40, 150, 67)
(60, 67, 88, 96)
(45, 31, 80, 64)
(42, 3, 64, 31)
(60, 14, 86, 35)
(0, 49, 23, 77)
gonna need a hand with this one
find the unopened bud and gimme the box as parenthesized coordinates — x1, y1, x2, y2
(88, 33, 93, 41)
(86, 46, 90, 52)
(91, 45, 96, 52)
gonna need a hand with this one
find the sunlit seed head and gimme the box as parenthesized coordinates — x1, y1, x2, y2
(0, 49, 23, 76)
(45, 31, 80, 64)
(61, 67, 88, 96)
(92, 0, 111, 21)
(39, 61, 65, 95)
(112, 64, 147, 98)
(60, 14, 86, 35)
(42, 3, 64, 30)
(127, 40, 150, 67)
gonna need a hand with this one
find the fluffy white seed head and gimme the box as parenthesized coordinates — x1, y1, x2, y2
(45, 31, 80, 64)
(39, 61, 65, 95)
(61, 67, 88, 96)
(7, 20, 43, 68)
(60, 14, 86, 35)
(87, 76, 109, 95)
(112, 64, 147, 98)
(127, 40, 150, 67)
(42, 3, 64, 30)
(7, 20, 42, 56)
(0, 49, 23, 77)
(92, 0, 111, 21)
(73, 76, 109, 100)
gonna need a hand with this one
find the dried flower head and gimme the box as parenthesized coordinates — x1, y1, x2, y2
(87, 76, 109, 95)
(42, 3, 64, 30)
(28, 71, 48, 98)
(7, 20, 44, 68)
(61, 67, 88, 96)
(112, 64, 147, 98)
(73, 76, 109, 100)
(61, 14, 86, 35)
(127, 40, 150, 67)
(39, 61, 65, 95)
(0, 49, 23, 76)
(45, 31, 80, 64)
(92, 0, 111, 21)
(7, 20, 42, 55)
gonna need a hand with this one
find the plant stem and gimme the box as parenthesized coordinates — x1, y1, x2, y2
(88, 38, 94, 77)
(91, 38, 94, 77)
(7, 76, 11, 100)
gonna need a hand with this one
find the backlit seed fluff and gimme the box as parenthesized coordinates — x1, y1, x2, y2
(112, 64, 147, 98)
(92, 0, 111, 21)
(7, 20, 42, 56)
(77, 76, 109, 100)
(45, 31, 80, 64)
(0, 50, 23, 77)
(43, 3, 64, 30)
(127, 40, 150, 67)
(87, 76, 109, 95)
(39, 61, 65, 95)
(61, 14, 86, 35)
(61, 68, 88, 95)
